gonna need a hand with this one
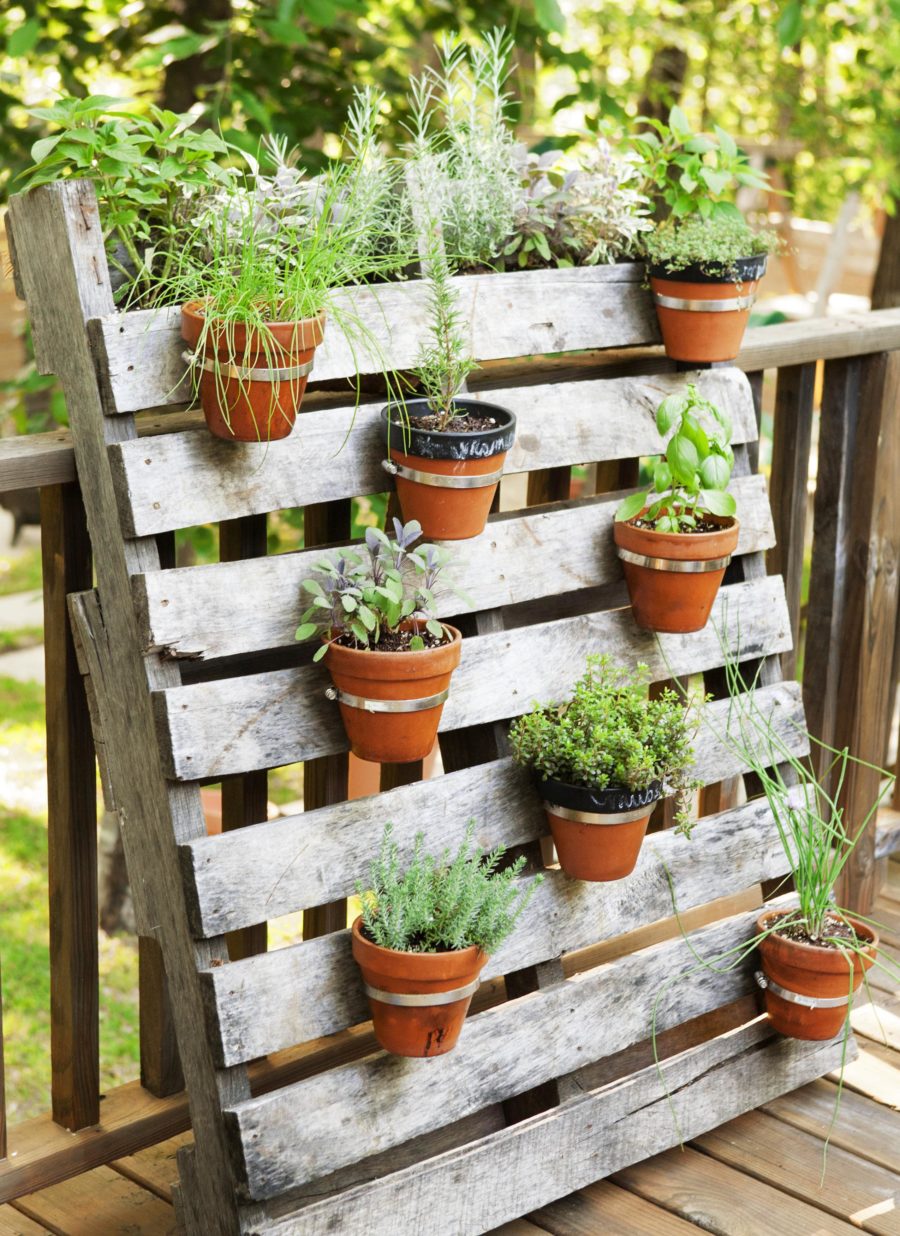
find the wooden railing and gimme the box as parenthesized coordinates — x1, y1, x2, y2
(0, 306, 898, 1203)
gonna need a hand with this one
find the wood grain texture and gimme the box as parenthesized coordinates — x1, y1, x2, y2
(93, 264, 656, 413)
(135, 474, 773, 662)
(8, 179, 250, 1233)
(223, 899, 794, 1198)
(0, 1207, 50, 1235)
(39, 483, 99, 1131)
(762, 1077, 900, 1175)
(766, 363, 816, 681)
(109, 368, 757, 538)
(255, 1022, 847, 1234)
(530, 1180, 700, 1235)
(155, 575, 792, 781)
(12, 1166, 175, 1236)
(695, 1109, 900, 1235)
(203, 797, 804, 1065)
(612, 1144, 861, 1236)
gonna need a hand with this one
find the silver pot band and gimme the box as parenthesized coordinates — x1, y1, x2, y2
(363, 977, 480, 1007)
(543, 801, 654, 826)
(652, 292, 757, 313)
(182, 350, 315, 383)
(754, 971, 852, 1009)
(617, 546, 732, 574)
(324, 686, 449, 713)
(382, 459, 504, 489)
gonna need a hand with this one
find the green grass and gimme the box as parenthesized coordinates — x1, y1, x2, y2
(0, 546, 42, 596)
(0, 625, 43, 652)
(0, 674, 140, 1123)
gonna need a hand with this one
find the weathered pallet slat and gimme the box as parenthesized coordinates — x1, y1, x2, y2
(182, 681, 806, 937)
(223, 899, 791, 1199)
(109, 368, 757, 538)
(92, 265, 657, 414)
(203, 795, 802, 1065)
(257, 1023, 848, 1236)
(153, 576, 791, 780)
(136, 474, 773, 662)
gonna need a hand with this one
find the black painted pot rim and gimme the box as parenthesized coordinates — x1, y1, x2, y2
(648, 254, 768, 285)
(537, 776, 664, 815)
(383, 398, 516, 461)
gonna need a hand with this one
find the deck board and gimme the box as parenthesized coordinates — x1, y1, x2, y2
(5, 887, 899, 1234)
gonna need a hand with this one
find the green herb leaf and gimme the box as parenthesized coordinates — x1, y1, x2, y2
(666, 433, 700, 486)
(616, 491, 648, 522)
(294, 622, 318, 642)
(698, 488, 737, 517)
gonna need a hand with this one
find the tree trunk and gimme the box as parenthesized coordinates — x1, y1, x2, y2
(872, 210, 900, 309)
(638, 46, 689, 126)
(161, 0, 233, 115)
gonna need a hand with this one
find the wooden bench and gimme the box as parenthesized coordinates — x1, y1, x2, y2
(7, 179, 851, 1235)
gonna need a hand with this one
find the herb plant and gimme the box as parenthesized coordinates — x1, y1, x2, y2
(18, 96, 232, 308)
(295, 519, 468, 660)
(644, 214, 779, 281)
(615, 383, 736, 532)
(410, 243, 478, 428)
(357, 821, 542, 955)
(631, 106, 770, 222)
(509, 655, 700, 836)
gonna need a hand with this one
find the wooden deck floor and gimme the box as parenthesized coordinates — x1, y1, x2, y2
(4, 872, 899, 1236)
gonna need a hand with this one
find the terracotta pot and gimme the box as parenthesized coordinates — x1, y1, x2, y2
(649, 255, 766, 363)
(539, 777, 663, 882)
(324, 624, 461, 764)
(352, 916, 487, 1057)
(181, 302, 325, 442)
(614, 514, 739, 633)
(756, 910, 878, 1041)
(382, 399, 517, 540)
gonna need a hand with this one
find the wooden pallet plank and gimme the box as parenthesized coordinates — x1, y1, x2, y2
(109, 369, 757, 537)
(762, 1077, 900, 1175)
(203, 797, 800, 1063)
(530, 1179, 699, 1235)
(694, 1109, 900, 1235)
(110, 1132, 192, 1203)
(0, 1208, 50, 1236)
(92, 265, 656, 413)
(154, 575, 792, 781)
(257, 1022, 846, 1235)
(182, 679, 806, 937)
(613, 1143, 861, 1236)
(830, 1037, 900, 1109)
(135, 474, 773, 662)
(223, 900, 792, 1197)
(12, 1166, 175, 1236)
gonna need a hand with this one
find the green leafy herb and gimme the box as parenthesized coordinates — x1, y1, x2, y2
(509, 654, 700, 836)
(644, 213, 780, 281)
(615, 383, 736, 533)
(357, 821, 542, 955)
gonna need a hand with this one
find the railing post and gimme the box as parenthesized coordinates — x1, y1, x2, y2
(832, 351, 900, 914)
(40, 481, 99, 1130)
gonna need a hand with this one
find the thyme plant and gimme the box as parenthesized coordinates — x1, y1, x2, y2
(295, 518, 469, 660)
(615, 383, 736, 532)
(509, 655, 700, 836)
(644, 214, 779, 281)
(357, 821, 542, 955)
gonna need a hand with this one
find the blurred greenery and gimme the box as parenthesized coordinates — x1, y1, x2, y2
(0, 545, 42, 595)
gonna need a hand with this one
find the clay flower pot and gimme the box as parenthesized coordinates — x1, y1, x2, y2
(181, 302, 325, 442)
(649, 255, 766, 364)
(382, 398, 517, 540)
(324, 624, 462, 764)
(756, 910, 878, 1041)
(352, 916, 487, 1057)
(614, 514, 739, 633)
(539, 777, 663, 882)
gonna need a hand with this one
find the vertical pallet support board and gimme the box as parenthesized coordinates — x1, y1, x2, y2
(7, 180, 853, 1236)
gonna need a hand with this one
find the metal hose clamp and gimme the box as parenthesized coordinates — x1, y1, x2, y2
(182, 350, 315, 383)
(543, 801, 654, 827)
(754, 971, 852, 1009)
(652, 292, 757, 313)
(324, 686, 449, 713)
(363, 978, 481, 1007)
(616, 546, 732, 574)
(382, 459, 504, 489)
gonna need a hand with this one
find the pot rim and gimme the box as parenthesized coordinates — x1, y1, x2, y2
(324, 622, 461, 661)
(757, 909, 879, 958)
(382, 398, 517, 441)
(648, 254, 768, 285)
(182, 300, 328, 332)
(538, 775, 664, 815)
(351, 915, 485, 967)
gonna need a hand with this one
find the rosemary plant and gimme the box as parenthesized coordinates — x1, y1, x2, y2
(357, 821, 542, 955)
(411, 242, 478, 429)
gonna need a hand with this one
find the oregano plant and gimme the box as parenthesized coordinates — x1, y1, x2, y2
(615, 383, 736, 533)
(295, 519, 470, 659)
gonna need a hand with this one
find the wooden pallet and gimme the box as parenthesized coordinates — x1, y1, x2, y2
(6, 179, 851, 1235)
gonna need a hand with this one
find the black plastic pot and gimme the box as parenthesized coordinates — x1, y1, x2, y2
(381, 398, 517, 540)
(647, 255, 768, 285)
